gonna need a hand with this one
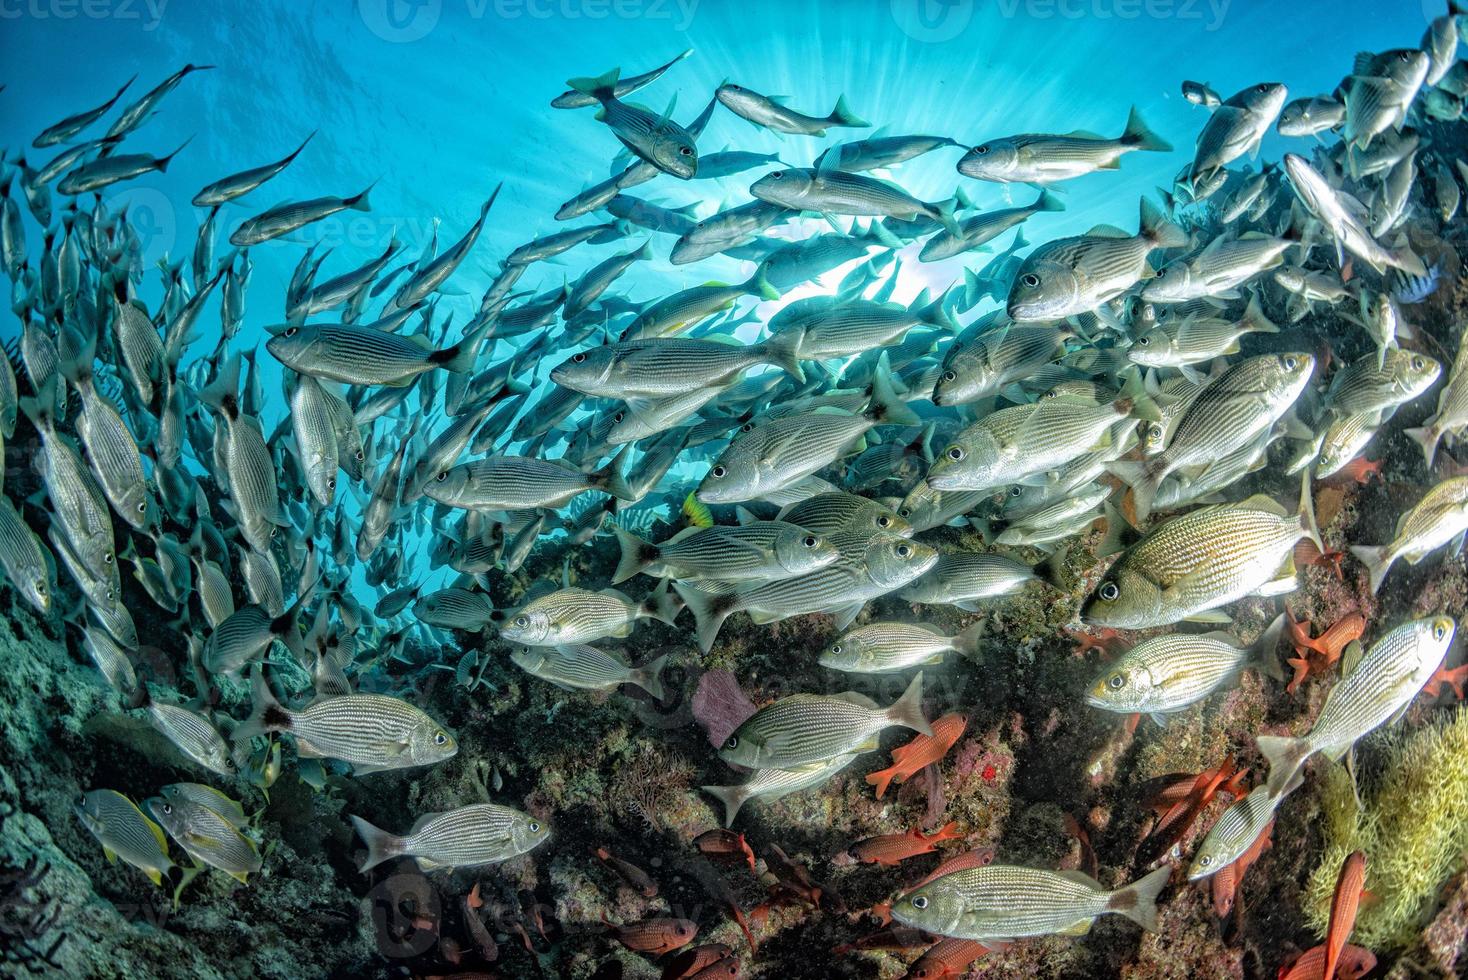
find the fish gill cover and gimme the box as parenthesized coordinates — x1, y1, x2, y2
(1, 0, 1467, 977)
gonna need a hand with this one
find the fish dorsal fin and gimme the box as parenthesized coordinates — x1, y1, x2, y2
(409, 811, 445, 834)
(1238, 493, 1287, 517)
(1086, 224, 1131, 239)
(831, 690, 879, 710)
(666, 526, 702, 544)
(1352, 51, 1376, 75)
(599, 587, 632, 604)
(1064, 129, 1105, 140)
(1340, 639, 1366, 678)
(1056, 869, 1102, 888)
(405, 332, 433, 351)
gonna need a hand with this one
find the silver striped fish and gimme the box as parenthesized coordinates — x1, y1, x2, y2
(500, 586, 679, 647)
(1188, 785, 1282, 880)
(266, 320, 491, 387)
(510, 644, 668, 699)
(229, 185, 373, 246)
(719, 672, 930, 770)
(350, 803, 549, 872)
(819, 622, 983, 673)
(146, 793, 261, 882)
(1257, 617, 1455, 797)
(1349, 477, 1468, 593)
(424, 452, 632, 511)
(611, 520, 839, 585)
(0, 496, 52, 613)
(75, 789, 174, 886)
(899, 552, 1039, 610)
(893, 863, 1171, 941)
(147, 701, 236, 776)
(701, 754, 858, 827)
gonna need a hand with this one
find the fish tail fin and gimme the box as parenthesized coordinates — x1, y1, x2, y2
(931, 197, 961, 237)
(1106, 458, 1162, 521)
(864, 765, 899, 800)
(1347, 543, 1394, 595)
(866, 352, 918, 426)
(346, 181, 375, 212)
(1115, 368, 1162, 423)
(1139, 195, 1188, 249)
(157, 135, 194, 172)
(611, 526, 658, 584)
(198, 353, 241, 417)
(743, 261, 780, 301)
(1108, 864, 1171, 932)
(887, 671, 932, 736)
(700, 783, 749, 827)
(58, 326, 99, 387)
(1242, 291, 1279, 334)
(630, 651, 670, 701)
(752, 335, 805, 383)
(233, 666, 293, 742)
(1257, 734, 1312, 798)
(588, 444, 635, 501)
(567, 68, 621, 102)
(1296, 468, 1323, 555)
(673, 581, 736, 654)
(914, 288, 957, 331)
(640, 578, 682, 627)
(1404, 424, 1441, 466)
(1121, 106, 1172, 153)
(431, 316, 494, 374)
(348, 815, 405, 873)
(1252, 613, 1287, 683)
(1034, 188, 1066, 212)
(951, 621, 986, 656)
(828, 94, 869, 128)
(1388, 245, 1427, 279)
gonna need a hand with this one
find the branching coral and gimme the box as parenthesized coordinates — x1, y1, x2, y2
(1304, 707, 1468, 949)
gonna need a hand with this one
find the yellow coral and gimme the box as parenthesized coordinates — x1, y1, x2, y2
(1304, 707, 1468, 949)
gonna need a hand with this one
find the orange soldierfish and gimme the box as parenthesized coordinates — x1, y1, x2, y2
(693, 829, 757, 873)
(848, 822, 964, 867)
(1323, 850, 1367, 980)
(865, 713, 967, 798)
(1278, 943, 1375, 980)
(903, 937, 992, 979)
(603, 915, 698, 955)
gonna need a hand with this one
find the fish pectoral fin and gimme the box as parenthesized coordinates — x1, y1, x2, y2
(103, 846, 117, 864)
(1057, 918, 1094, 936)
(228, 870, 250, 884)
(145, 868, 163, 886)
(1148, 712, 1170, 727)
(1182, 610, 1233, 625)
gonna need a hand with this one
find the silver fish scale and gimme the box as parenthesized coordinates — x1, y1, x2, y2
(205, 605, 273, 671)
(1115, 635, 1250, 710)
(1387, 477, 1468, 558)
(657, 523, 799, 574)
(519, 645, 628, 687)
(1121, 505, 1303, 602)
(149, 703, 230, 771)
(606, 339, 769, 390)
(1012, 133, 1121, 162)
(76, 387, 145, 515)
(527, 589, 634, 636)
(0, 500, 48, 589)
(781, 493, 903, 536)
(421, 588, 492, 621)
(728, 755, 857, 801)
(805, 170, 930, 217)
(738, 694, 888, 765)
(115, 300, 162, 401)
(290, 694, 435, 764)
(445, 457, 592, 508)
(403, 804, 532, 865)
(90, 793, 166, 862)
(1190, 236, 1286, 278)
(921, 866, 1109, 936)
(302, 326, 442, 383)
(1197, 787, 1277, 867)
(734, 411, 872, 465)
(1038, 233, 1149, 285)
(905, 553, 1033, 601)
(1162, 359, 1296, 468)
(166, 798, 259, 873)
(1327, 351, 1433, 415)
(225, 417, 283, 525)
(1306, 622, 1447, 756)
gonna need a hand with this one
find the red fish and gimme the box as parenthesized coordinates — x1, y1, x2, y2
(687, 957, 741, 979)
(1211, 816, 1273, 918)
(903, 937, 992, 979)
(662, 944, 733, 980)
(910, 847, 997, 890)
(849, 822, 964, 867)
(1323, 851, 1367, 980)
(1278, 943, 1375, 980)
(865, 713, 967, 799)
(764, 845, 823, 906)
(832, 926, 935, 955)
(1423, 660, 1468, 699)
(603, 915, 698, 956)
(693, 829, 757, 873)
(595, 846, 658, 898)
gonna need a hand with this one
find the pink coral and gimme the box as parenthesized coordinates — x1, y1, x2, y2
(691, 669, 757, 748)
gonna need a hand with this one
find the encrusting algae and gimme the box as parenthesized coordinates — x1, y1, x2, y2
(1304, 706, 1468, 949)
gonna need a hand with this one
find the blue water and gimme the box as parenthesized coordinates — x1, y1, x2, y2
(0, 0, 1433, 599)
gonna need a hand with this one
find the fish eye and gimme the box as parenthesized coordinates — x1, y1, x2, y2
(1021, 273, 1040, 288)
(161, 803, 172, 815)
(1148, 423, 1164, 440)
(355, 449, 364, 461)
(529, 821, 541, 832)
(225, 757, 236, 771)
(433, 731, 448, 745)
(803, 536, 817, 547)
(1412, 355, 1425, 370)
(769, 171, 784, 179)
(436, 471, 448, 481)
(1099, 581, 1120, 601)
(1199, 854, 1214, 867)
(284, 327, 297, 338)
(1255, 84, 1270, 93)
(946, 446, 965, 461)
(972, 145, 988, 155)
(1434, 622, 1448, 640)
(679, 146, 693, 156)
(911, 896, 929, 909)
(831, 643, 842, 654)
(269, 527, 278, 538)
(572, 352, 586, 363)
(514, 615, 529, 628)
(1008, 486, 1022, 497)
(35, 579, 46, 594)
(137, 501, 147, 513)
(613, 411, 625, 423)
(898, 507, 911, 517)
(711, 465, 727, 478)
(1282, 355, 1299, 370)
(941, 370, 956, 382)
(896, 544, 913, 558)
(1136, 336, 1150, 347)
(104, 552, 114, 565)
(877, 515, 892, 528)
(724, 735, 738, 749)
(1108, 673, 1126, 690)
(327, 477, 337, 491)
